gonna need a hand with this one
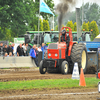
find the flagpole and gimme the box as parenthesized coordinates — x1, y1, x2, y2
(53, 15, 54, 30)
(38, 0, 40, 45)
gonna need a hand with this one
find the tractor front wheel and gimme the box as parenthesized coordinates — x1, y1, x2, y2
(39, 60, 47, 74)
(61, 61, 69, 74)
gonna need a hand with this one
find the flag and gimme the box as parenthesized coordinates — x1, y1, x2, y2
(40, 0, 55, 16)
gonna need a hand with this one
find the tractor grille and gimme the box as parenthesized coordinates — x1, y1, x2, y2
(48, 43, 58, 49)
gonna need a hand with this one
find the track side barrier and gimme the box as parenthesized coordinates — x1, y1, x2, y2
(0, 57, 37, 68)
(0, 52, 42, 68)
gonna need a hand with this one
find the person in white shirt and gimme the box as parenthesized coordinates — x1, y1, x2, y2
(38, 45, 42, 52)
(22, 43, 26, 56)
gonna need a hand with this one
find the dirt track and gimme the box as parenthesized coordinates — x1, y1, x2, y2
(0, 88, 99, 100)
(0, 68, 99, 100)
(0, 68, 96, 82)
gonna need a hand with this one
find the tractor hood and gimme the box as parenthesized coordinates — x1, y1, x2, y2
(48, 42, 66, 49)
(47, 42, 67, 59)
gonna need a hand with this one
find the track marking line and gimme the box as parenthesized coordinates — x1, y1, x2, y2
(0, 91, 98, 99)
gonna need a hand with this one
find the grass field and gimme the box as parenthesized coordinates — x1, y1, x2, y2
(0, 77, 99, 90)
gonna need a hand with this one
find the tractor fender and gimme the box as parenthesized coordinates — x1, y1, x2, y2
(68, 42, 76, 56)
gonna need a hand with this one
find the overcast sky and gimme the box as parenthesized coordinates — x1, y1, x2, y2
(53, 0, 100, 11)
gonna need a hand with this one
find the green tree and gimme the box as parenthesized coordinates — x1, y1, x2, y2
(39, 19, 43, 31)
(0, 27, 14, 41)
(30, 17, 38, 31)
(29, 0, 54, 31)
(86, 3, 99, 22)
(0, 0, 35, 40)
(87, 21, 90, 31)
(65, 3, 100, 25)
(66, 21, 74, 31)
(30, 18, 43, 31)
(79, 2, 100, 24)
(73, 22, 77, 31)
(82, 22, 89, 31)
(43, 19, 50, 31)
(55, 25, 58, 31)
(89, 21, 99, 41)
(4, 28, 14, 41)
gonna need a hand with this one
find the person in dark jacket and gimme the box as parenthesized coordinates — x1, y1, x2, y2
(36, 47, 39, 67)
(12, 43, 15, 55)
(17, 44, 23, 56)
(0, 42, 4, 56)
(7, 43, 13, 55)
(3, 44, 7, 56)
(30, 45, 38, 66)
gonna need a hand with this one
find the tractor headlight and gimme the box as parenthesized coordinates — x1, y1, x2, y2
(48, 53, 51, 56)
(55, 53, 58, 57)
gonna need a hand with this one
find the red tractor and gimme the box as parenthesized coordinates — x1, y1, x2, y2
(39, 27, 88, 74)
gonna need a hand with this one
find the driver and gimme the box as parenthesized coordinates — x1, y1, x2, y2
(61, 29, 67, 41)
(61, 29, 70, 43)
(61, 29, 70, 55)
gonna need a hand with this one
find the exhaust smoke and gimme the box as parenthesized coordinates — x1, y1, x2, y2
(56, 0, 77, 31)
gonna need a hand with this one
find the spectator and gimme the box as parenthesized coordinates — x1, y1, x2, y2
(30, 45, 38, 67)
(36, 47, 39, 67)
(17, 44, 23, 56)
(41, 43, 45, 59)
(22, 43, 26, 56)
(12, 43, 15, 55)
(0, 42, 4, 56)
(34, 45, 36, 52)
(9, 52, 12, 57)
(38, 45, 42, 52)
(4, 53, 9, 57)
(3, 44, 7, 56)
(44, 43, 47, 52)
(44, 43, 48, 58)
(26, 43, 29, 56)
(7, 43, 13, 55)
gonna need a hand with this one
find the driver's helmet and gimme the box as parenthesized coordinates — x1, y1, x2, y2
(61, 29, 66, 35)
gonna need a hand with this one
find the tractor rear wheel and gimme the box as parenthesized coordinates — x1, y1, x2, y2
(39, 60, 47, 74)
(61, 61, 69, 74)
(70, 43, 88, 73)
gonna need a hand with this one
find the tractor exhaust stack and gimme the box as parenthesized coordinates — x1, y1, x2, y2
(59, 31, 61, 43)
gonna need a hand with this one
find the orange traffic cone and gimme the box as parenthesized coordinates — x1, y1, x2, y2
(79, 68, 86, 86)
